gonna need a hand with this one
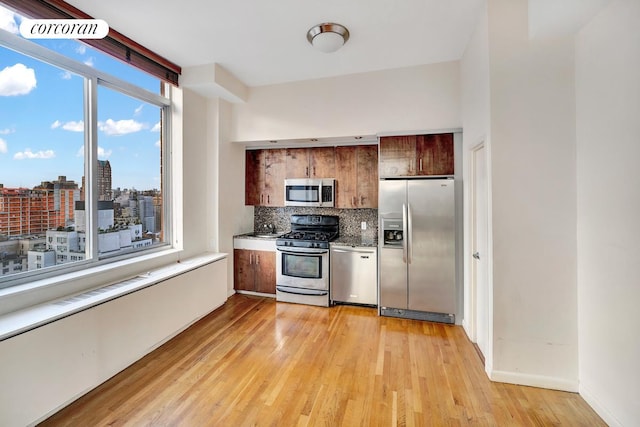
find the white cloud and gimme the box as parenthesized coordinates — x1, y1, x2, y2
(62, 121, 84, 132)
(84, 57, 94, 67)
(155, 140, 161, 148)
(0, 7, 19, 34)
(98, 119, 145, 136)
(151, 122, 161, 132)
(14, 148, 55, 160)
(0, 138, 7, 154)
(0, 128, 14, 135)
(76, 145, 113, 159)
(98, 146, 113, 159)
(134, 104, 144, 116)
(60, 70, 72, 80)
(0, 63, 37, 96)
(51, 120, 84, 132)
(75, 45, 86, 55)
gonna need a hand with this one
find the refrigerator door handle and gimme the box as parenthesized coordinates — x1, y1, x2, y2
(402, 203, 408, 264)
(407, 203, 413, 264)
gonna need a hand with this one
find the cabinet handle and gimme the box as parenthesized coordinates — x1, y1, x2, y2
(267, 194, 270, 204)
(313, 166, 316, 176)
(419, 158, 423, 172)
(352, 196, 356, 206)
(249, 253, 253, 265)
(256, 255, 260, 265)
(360, 196, 364, 206)
(261, 194, 264, 204)
(306, 166, 309, 177)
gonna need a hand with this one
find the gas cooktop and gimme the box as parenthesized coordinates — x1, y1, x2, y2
(276, 215, 339, 249)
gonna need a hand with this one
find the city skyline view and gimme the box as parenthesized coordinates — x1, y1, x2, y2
(0, 5, 162, 191)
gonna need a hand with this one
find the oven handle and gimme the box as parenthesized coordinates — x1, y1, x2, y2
(276, 286, 328, 296)
(276, 247, 329, 255)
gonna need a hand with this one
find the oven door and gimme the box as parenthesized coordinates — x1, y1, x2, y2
(276, 246, 329, 291)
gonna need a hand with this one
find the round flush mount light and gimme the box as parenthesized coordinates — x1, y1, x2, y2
(306, 23, 350, 53)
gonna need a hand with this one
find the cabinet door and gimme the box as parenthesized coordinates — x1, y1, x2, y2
(416, 133, 454, 176)
(356, 145, 378, 208)
(264, 149, 286, 206)
(379, 136, 417, 177)
(335, 146, 358, 208)
(285, 148, 310, 178)
(309, 147, 335, 178)
(253, 250, 276, 294)
(245, 150, 265, 206)
(234, 249, 255, 291)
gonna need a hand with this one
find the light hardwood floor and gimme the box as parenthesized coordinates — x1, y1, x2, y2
(40, 294, 605, 426)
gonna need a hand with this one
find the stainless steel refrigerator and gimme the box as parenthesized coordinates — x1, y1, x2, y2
(378, 178, 456, 323)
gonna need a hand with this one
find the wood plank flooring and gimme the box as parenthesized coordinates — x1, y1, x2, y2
(40, 294, 605, 426)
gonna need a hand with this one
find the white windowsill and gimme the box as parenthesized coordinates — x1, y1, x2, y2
(0, 252, 227, 342)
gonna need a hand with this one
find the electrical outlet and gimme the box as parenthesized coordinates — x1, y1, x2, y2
(361, 221, 367, 230)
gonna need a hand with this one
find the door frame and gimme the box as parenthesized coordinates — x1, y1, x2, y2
(469, 140, 492, 371)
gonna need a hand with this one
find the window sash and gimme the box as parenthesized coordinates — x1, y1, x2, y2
(1, 0, 181, 85)
(0, 29, 173, 289)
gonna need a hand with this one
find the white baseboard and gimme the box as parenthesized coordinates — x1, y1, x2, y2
(580, 384, 622, 427)
(489, 369, 579, 393)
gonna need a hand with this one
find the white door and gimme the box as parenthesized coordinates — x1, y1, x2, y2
(471, 143, 489, 357)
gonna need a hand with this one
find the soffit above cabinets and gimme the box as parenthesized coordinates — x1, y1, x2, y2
(238, 135, 378, 150)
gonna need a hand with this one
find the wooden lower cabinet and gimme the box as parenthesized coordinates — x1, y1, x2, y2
(234, 249, 276, 294)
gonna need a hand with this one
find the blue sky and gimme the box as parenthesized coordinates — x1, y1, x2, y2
(0, 6, 162, 191)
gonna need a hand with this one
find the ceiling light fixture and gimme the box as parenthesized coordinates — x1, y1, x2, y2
(306, 23, 350, 53)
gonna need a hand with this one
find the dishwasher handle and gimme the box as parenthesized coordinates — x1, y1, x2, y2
(332, 248, 376, 254)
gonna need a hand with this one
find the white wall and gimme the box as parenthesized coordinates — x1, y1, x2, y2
(182, 89, 214, 257)
(460, 1, 492, 365)
(230, 62, 461, 142)
(215, 98, 254, 293)
(486, 0, 578, 390)
(575, 0, 640, 425)
(0, 260, 228, 427)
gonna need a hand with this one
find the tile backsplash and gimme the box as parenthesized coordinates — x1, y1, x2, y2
(254, 206, 378, 238)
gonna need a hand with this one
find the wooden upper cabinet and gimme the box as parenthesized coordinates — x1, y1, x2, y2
(245, 150, 263, 206)
(245, 149, 286, 206)
(335, 146, 358, 208)
(285, 148, 309, 178)
(379, 136, 417, 177)
(416, 133, 454, 176)
(379, 133, 454, 177)
(286, 147, 335, 178)
(263, 149, 286, 205)
(335, 145, 378, 208)
(357, 145, 378, 208)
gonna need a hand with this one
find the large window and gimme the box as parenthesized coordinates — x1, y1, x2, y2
(0, 5, 173, 288)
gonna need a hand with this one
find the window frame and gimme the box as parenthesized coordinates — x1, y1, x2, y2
(0, 29, 175, 290)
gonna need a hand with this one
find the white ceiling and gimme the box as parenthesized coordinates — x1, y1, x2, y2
(67, 0, 486, 87)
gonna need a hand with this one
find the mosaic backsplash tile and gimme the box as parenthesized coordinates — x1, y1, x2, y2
(254, 206, 378, 239)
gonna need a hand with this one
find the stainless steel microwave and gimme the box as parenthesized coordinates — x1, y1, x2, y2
(284, 178, 335, 207)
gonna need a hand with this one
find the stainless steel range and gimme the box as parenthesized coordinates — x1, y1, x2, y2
(275, 215, 339, 307)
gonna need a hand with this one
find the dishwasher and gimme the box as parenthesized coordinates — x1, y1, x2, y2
(330, 245, 377, 306)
